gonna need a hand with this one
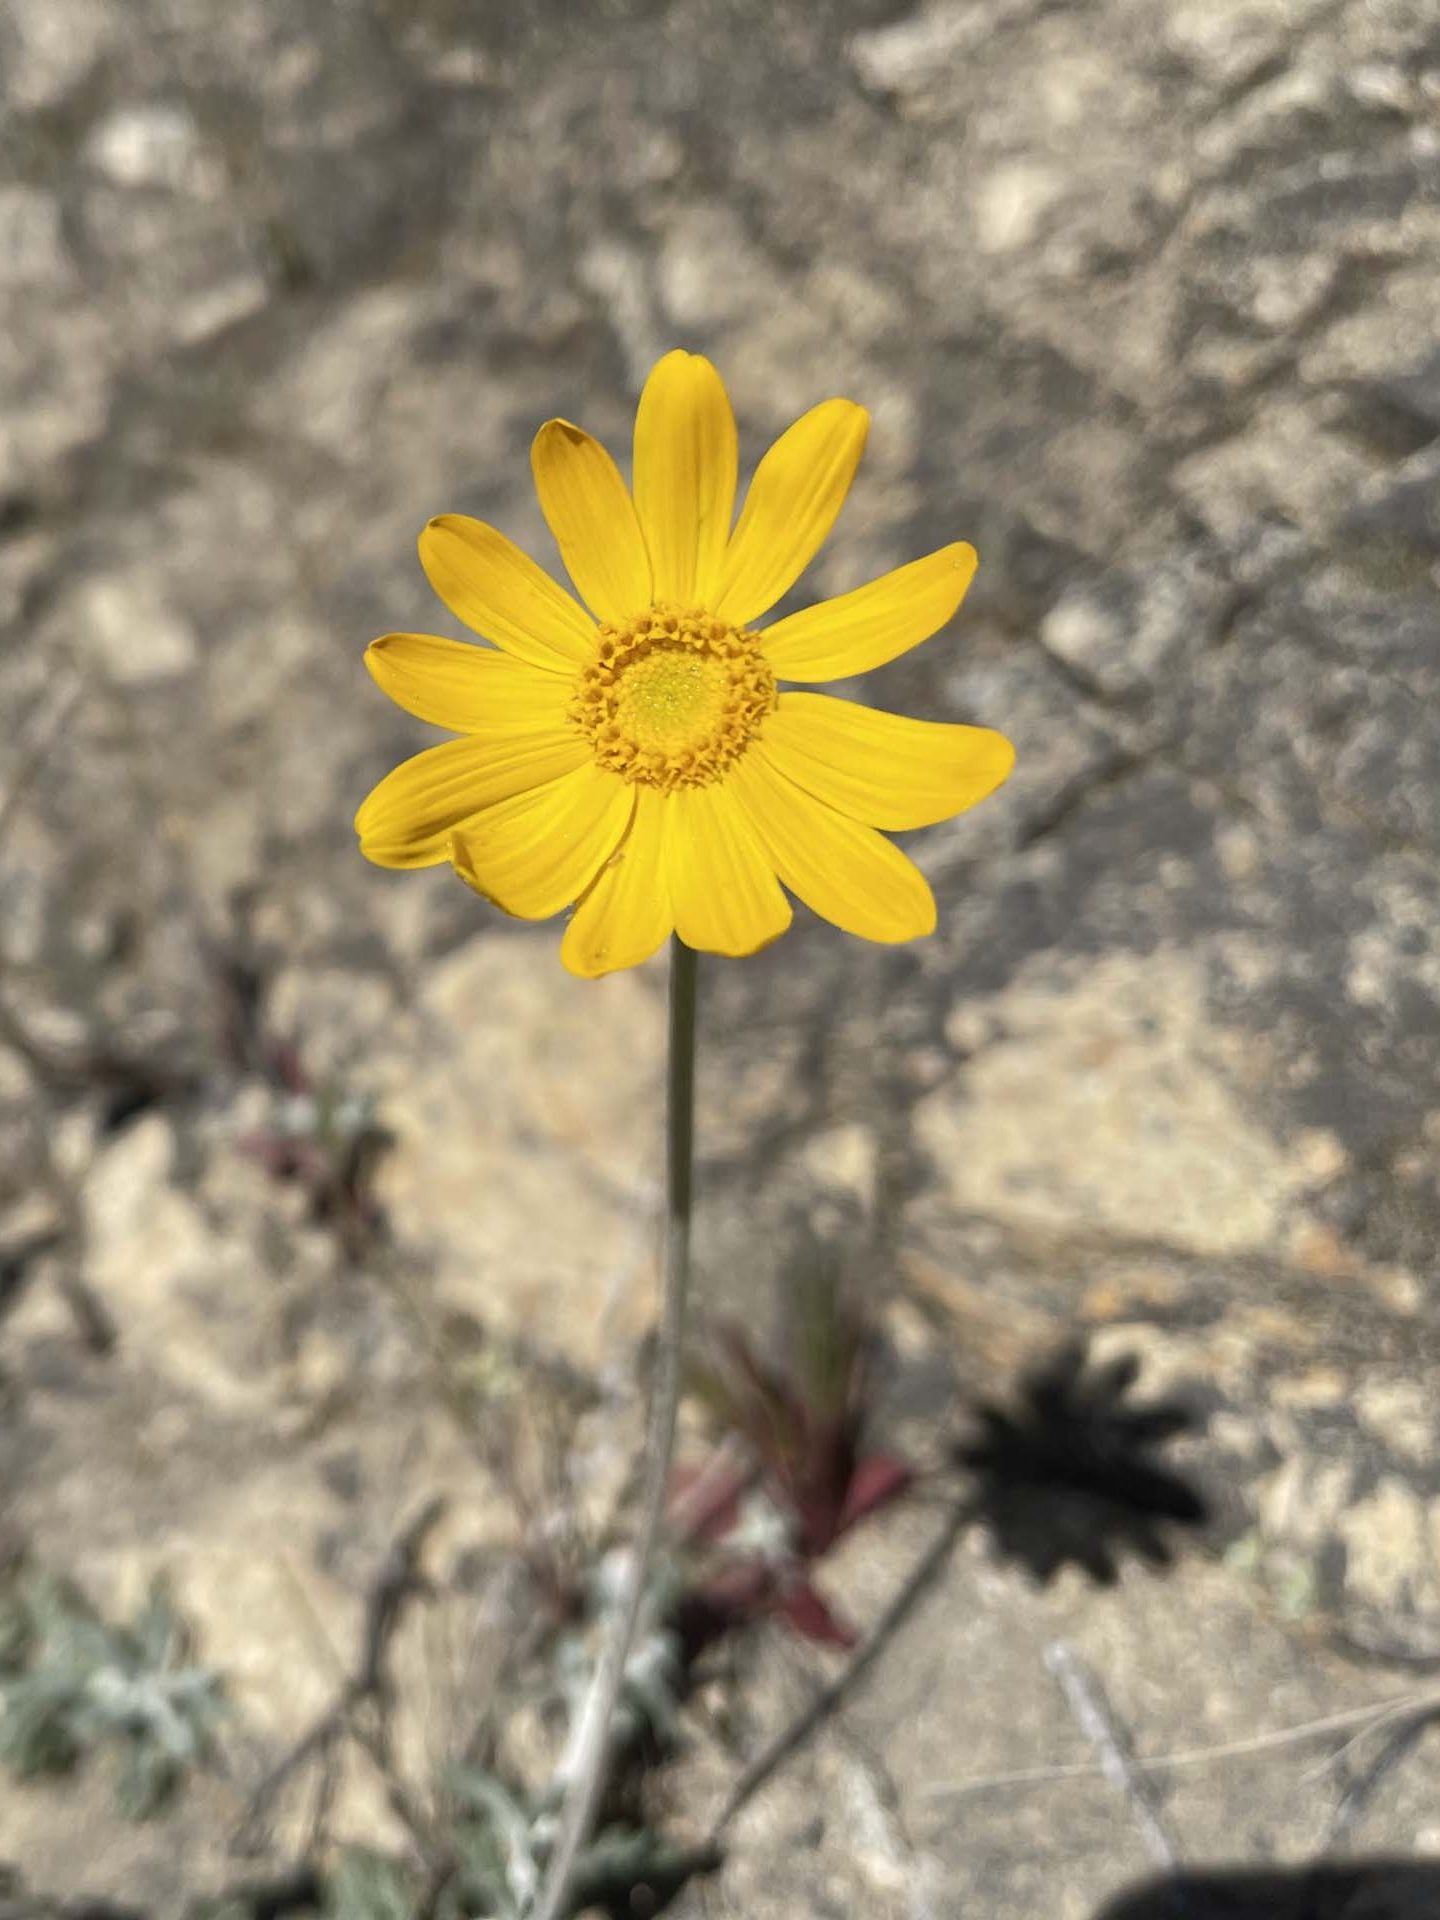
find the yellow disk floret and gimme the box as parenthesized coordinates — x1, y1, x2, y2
(571, 602, 776, 791)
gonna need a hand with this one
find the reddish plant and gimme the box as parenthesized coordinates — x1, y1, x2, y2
(672, 1270, 911, 1653)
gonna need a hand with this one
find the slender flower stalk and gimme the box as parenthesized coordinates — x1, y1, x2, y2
(352, 354, 1016, 1914)
(531, 938, 697, 1920)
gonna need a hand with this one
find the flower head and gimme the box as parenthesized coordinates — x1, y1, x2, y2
(356, 351, 1013, 977)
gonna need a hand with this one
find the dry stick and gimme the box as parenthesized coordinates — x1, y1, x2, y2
(708, 1496, 977, 1842)
(233, 1497, 446, 1855)
(529, 939, 698, 1920)
(0, 672, 81, 848)
(1313, 1685, 1440, 1778)
(1044, 1640, 1181, 1874)
(922, 1688, 1440, 1800)
(1324, 1699, 1440, 1852)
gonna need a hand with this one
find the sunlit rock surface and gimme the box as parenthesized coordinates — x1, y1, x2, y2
(3, 0, 1440, 1911)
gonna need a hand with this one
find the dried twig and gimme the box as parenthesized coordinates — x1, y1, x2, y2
(1324, 1699, 1440, 1851)
(921, 1686, 1440, 1800)
(1044, 1640, 1182, 1873)
(0, 672, 82, 851)
(707, 1496, 976, 1840)
(232, 1498, 446, 1856)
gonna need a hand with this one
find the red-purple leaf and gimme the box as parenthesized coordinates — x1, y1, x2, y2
(835, 1453, 913, 1537)
(779, 1578, 857, 1649)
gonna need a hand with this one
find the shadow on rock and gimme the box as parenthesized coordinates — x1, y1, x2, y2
(958, 1339, 1210, 1586)
(1096, 1861, 1440, 1919)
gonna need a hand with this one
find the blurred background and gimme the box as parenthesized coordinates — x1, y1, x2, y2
(2, 0, 1440, 1914)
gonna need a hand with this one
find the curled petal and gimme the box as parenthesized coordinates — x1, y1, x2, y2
(561, 788, 674, 978)
(729, 750, 936, 943)
(451, 764, 634, 920)
(355, 731, 588, 868)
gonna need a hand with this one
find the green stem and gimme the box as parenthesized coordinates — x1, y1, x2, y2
(530, 938, 697, 1920)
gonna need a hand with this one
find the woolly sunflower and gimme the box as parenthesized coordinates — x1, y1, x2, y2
(356, 351, 1013, 977)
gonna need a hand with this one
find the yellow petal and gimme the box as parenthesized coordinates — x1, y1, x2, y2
(713, 398, 868, 628)
(450, 764, 634, 920)
(356, 730, 589, 868)
(561, 787, 673, 978)
(666, 783, 791, 959)
(762, 543, 978, 682)
(728, 751, 936, 944)
(418, 516, 596, 670)
(760, 693, 1014, 830)
(633, 350, 738, 606)
(531, 420, 652, 623)
(365, 633, 574, 734)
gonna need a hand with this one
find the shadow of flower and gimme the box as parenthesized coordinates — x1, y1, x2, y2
(957, 1340, 1209, 1585)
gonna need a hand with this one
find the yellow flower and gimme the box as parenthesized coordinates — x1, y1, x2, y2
(356, 351, 1014, 978)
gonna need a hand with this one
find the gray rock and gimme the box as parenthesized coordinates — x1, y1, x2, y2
(84, 105, 221, 196)
(2, 0, 1439, 1911)
(72, 573, 199, 686)
(1, 0, 117, 110)
(0, 190, 69, 290)
(1039, 553, 1230, 704)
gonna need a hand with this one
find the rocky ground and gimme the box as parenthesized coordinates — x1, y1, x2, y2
(3, 0, 1440, 1914)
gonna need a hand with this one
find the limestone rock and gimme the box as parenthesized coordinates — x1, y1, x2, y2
(914, 949, 1317, 1258)
(371, 933, 666, 1375)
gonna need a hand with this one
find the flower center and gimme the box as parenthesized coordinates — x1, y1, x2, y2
(572, 603, 776, 790)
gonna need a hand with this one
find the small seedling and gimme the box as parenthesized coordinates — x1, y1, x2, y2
(677, 1262, 912, 1650)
